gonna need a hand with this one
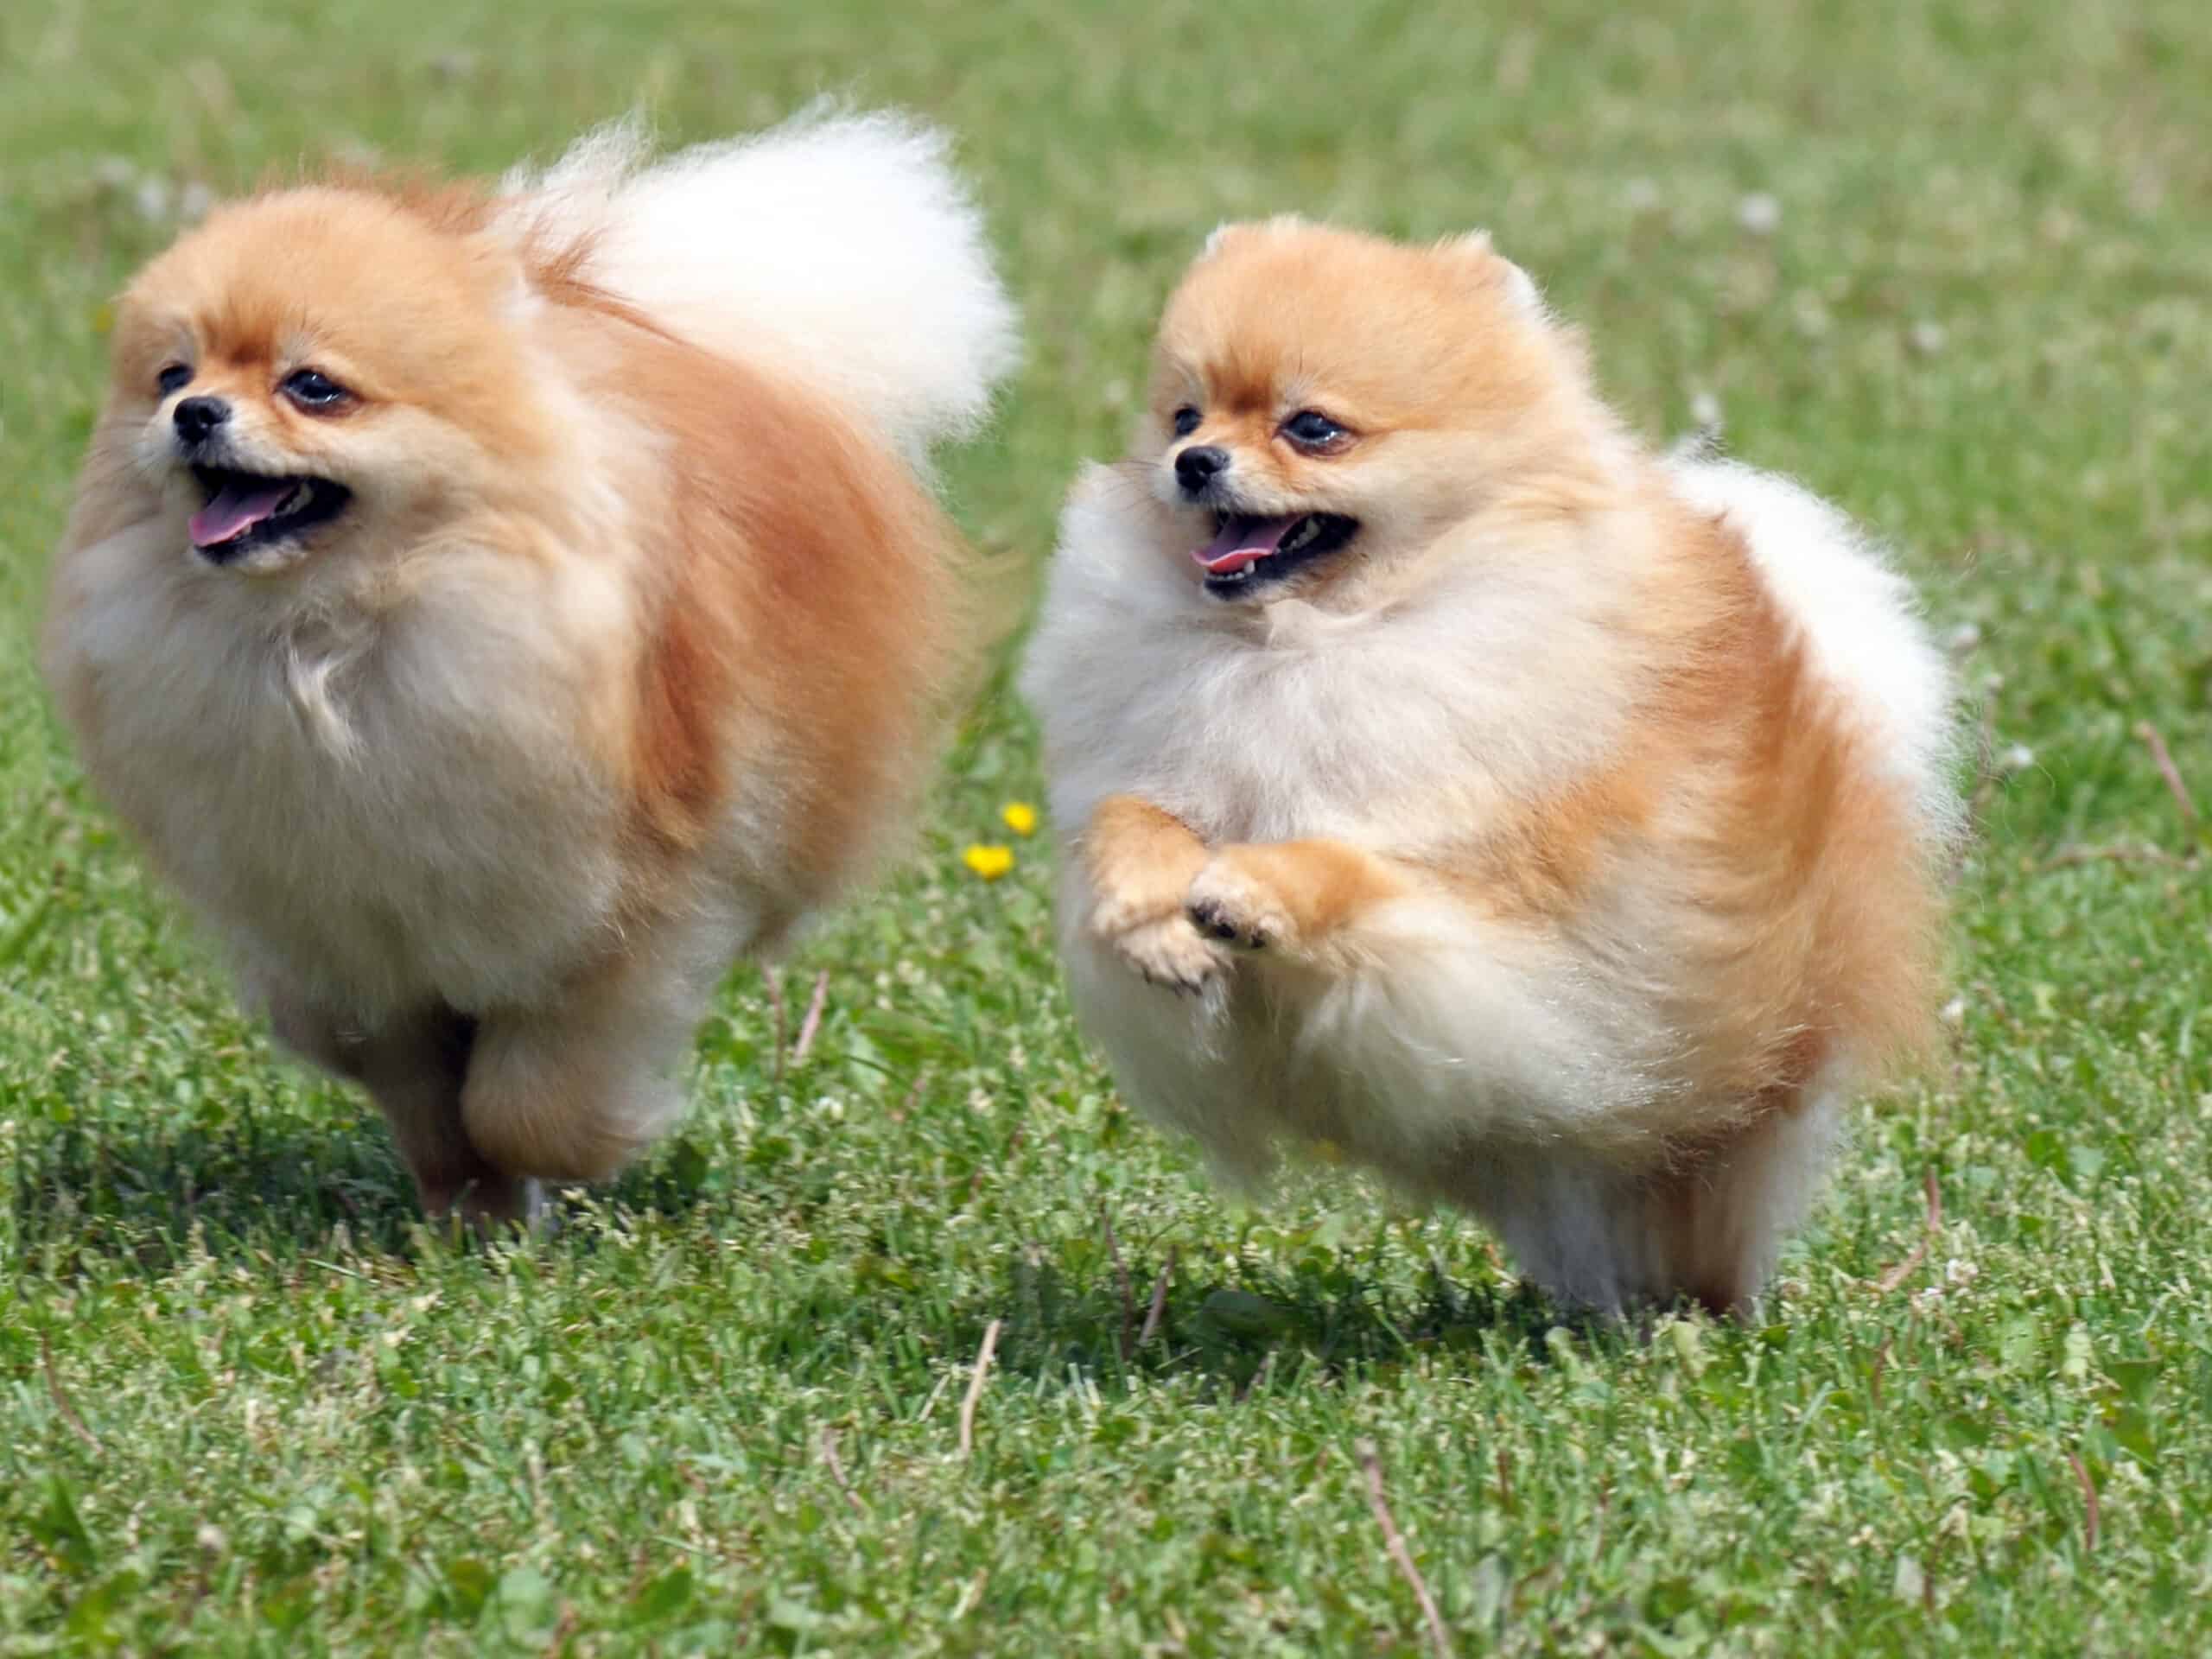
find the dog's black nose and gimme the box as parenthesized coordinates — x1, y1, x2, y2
(1175, 445, 1230, 493)
(173, 396, 230, 446)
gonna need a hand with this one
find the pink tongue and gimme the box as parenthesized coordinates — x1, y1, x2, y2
(189, 481, 294, 550)
(1193, 515, 1300, 575)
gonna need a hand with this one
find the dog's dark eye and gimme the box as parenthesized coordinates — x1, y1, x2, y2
(283, 368, 352, 410)
(156, 364, 193, 397)
(1282, 410, 1345, 447)
(1172, 405, 1201, 437)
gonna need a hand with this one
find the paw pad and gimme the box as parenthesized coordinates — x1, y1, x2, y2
(1186, 896, 1268, 950)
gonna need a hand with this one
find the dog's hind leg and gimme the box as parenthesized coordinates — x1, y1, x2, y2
(268, 997, 529, 1224)
(1463, 1089, 1845, 1316)
(458, 923, 727, 1193)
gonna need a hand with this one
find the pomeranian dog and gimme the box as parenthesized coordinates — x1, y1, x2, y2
(44, 111, 1018, 1223)
(1021, 219, 1955, 1313)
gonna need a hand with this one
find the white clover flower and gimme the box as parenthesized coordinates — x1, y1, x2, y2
(1737, 193, 1781, 235)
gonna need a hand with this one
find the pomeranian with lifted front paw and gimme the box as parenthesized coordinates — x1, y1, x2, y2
(44, 111, 1017, 1224)
(1020, 219, 1956, 1314)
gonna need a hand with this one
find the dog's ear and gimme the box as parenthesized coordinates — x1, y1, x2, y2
(1443, 229, 1548, 321)
(1200, 213, 1310, 261)
(456, 218, 577, 326)
(454, 235, 543, 326)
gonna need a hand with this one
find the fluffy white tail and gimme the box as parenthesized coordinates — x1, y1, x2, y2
(1666, 456, 1961, 850)
(503, 107, 1020, 459)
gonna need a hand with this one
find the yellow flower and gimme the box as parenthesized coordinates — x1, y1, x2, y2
(963, 843, 1015, 880)
(1000, 801, 1039, 836)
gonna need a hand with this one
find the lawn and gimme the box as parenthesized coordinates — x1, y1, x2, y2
(4, 0, 2209, 1652)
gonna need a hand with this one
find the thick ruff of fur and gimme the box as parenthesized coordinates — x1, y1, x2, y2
(44, 111, 1018, 1220)
(1020, 219, 1955, 1314)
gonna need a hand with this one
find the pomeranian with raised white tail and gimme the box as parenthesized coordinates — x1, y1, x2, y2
(45, 111, 1018, 1223)
(1021, 218, 1955, 1313)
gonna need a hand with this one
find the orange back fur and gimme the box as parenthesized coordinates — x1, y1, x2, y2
(1631, 496, 1942, 1104)
(591, 312, 963, 897)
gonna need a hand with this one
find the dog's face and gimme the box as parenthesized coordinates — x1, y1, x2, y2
(100, 188, 550, 575)
(1147, 219, 1580, 602)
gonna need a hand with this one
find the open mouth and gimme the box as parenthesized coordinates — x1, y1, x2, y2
(188, 465, 350, 563)
(1191, 512, 1359, 596)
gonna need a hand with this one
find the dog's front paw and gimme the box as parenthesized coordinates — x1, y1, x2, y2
(1088, 854, 1193, 941)
(1081, 796, 1213, 942)
(1113, 914, 1230, 995)
(1185, 854, 1297, 954)
(1089, 882, 1164, 942)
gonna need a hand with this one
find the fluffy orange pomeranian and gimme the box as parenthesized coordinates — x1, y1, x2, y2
(44, 111, 1018, 1223)
(1021, 219, 1956, 1313)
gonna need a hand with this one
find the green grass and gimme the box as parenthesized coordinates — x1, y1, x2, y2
(5, 0, 2210, 1651)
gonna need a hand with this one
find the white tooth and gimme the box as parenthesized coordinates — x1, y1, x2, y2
(283, 485, 311, 514)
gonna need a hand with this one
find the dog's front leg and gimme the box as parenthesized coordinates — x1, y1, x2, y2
(1184, 838, 1413, 966)
(1079, 793, 1228, 995)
